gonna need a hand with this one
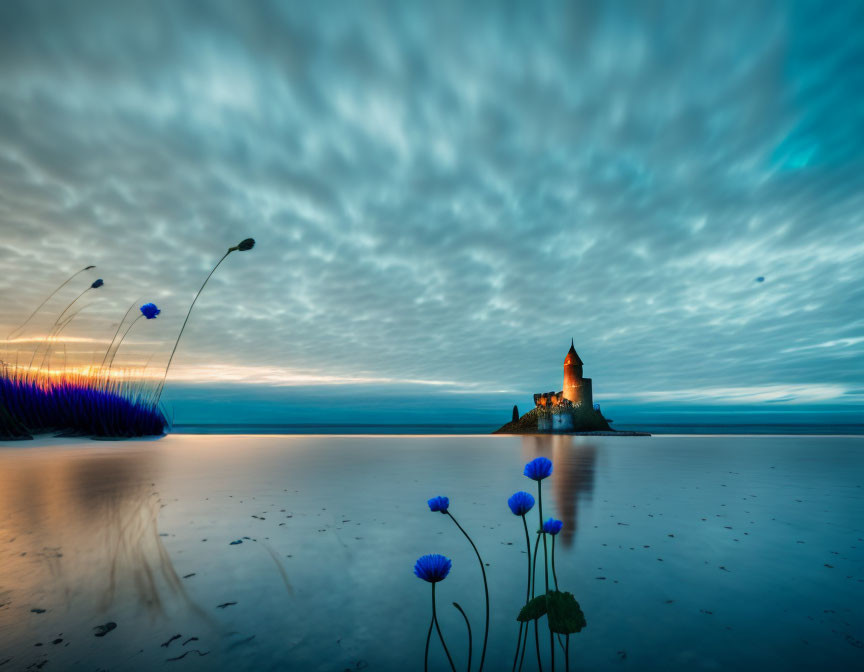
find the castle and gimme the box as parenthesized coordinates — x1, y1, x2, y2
(534, 340, 593, 410)
(533, 340, 599, 432)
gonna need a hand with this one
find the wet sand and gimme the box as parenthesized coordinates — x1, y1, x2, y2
(0, 434, 862, 670)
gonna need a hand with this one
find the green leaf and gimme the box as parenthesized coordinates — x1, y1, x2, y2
(516, 595, 548, 622)
(546, 590, 587, 634)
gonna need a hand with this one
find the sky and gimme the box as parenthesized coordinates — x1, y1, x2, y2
(0, 0, 862, 426)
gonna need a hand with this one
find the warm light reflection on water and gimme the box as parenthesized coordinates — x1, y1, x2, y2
(0, 435, 862, 671)
(521, 436, 597, 547)
(0, 447, 209, 626)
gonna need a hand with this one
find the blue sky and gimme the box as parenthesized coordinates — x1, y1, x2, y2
(0, 1, 862, 425)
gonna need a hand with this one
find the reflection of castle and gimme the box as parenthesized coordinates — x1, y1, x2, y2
(533, 340, 593, 410)
(521, 436, 597, 547)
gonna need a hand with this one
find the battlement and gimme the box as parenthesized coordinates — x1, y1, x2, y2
(533, 391, 571, 407)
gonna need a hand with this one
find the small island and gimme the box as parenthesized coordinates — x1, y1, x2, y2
(494, 340, 650, 436)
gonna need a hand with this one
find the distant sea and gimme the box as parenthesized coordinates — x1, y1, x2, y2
(172, 422, 864, 435)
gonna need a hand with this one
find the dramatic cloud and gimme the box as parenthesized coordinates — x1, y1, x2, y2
(0, 0, 862, 417)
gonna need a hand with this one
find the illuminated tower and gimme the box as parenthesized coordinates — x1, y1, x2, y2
(562, 339, 592, 408)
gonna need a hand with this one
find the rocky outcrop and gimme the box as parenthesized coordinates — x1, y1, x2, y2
(492, 406, 643, 435)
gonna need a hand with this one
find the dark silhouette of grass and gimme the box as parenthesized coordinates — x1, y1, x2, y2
(2, 281, 166, 439)
(0, 368, 166, 438)
(3, 239, 253, 440)
(0, 395, 31, 440)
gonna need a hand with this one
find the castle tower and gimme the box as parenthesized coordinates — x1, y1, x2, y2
(562, 339, 592, 408)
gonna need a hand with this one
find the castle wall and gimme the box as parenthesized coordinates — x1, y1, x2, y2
(537, 411, 575, 433)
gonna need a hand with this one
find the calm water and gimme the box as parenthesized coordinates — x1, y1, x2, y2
(0, 435, 862, 671)
(172, 423, 864, 435)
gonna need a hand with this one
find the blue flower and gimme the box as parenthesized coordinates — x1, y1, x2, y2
(414, 554, 452, 583)
(427, 496, 449, 514)
(542, 518, 563, 535)
(507, 491, 535, 516)
(524, 457, 553, 481)
(140, 303, 161, 319)
(91, 279, 104, 289)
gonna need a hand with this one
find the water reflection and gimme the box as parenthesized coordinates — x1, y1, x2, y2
(0, 447, 206, 629)
(521, 436, 597, 546)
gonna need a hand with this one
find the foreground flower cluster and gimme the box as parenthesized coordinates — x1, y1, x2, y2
(414, 456, 586, 671)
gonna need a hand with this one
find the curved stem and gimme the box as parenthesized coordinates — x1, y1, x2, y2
(535, 620, 543, 672)
(513, 514, 532, 671)
(519, 537, 540, 672)
(99, 298, 140, 373)
(155, 250, 232, 403)
(36, 302, 93, 375)
(106, 314, 143, 375)
(538, 480, 554, 671)
(529, 532, 542, 672)
(553, 532, 567, 656)
(7, 266, 93, 343)
(28, 287, 91, 372)
(518, 605, 530, 672)
(452, 602, 473, 672)
(531, 532, 540, 599)
(552, 535, 559, 591)
(432, 583, 457, 672)
(513, 621, 524, 672)
(425, 613, 434, 672)
(523, 515, 532, 603)
(447, 512, 489, 672)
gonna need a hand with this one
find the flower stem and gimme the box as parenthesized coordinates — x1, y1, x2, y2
(452, 602, 473, 672)
(552, 534, 559, 591)
(565, 635, 570, 672)
(512, 514, 532, 671)
(552, 535, 568, 657)
(513, 621, 524, 671)
(106, 314, 143, 375)
(36, 302, 93, 375)
(28, 286, 92, 373)
(425, 614, 434, 672)
(530, 532, 542, 672)
(432, 583, 457, 672)
(6, 266, 93, 364)
(518, 615, 530, 672)
(446, 511, 489, 672)
(99, 298, 140, 373)
(535, 619, 543, 672)
(155, 249, 232, 403)
(538, 480, 554, 671)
